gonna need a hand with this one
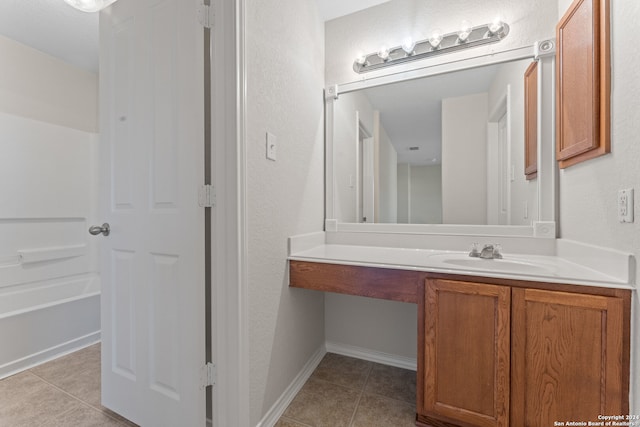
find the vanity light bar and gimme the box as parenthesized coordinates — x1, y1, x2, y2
(353, 21, 510, 74)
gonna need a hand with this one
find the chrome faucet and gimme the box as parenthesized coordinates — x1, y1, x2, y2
(469, 243, 503, 259)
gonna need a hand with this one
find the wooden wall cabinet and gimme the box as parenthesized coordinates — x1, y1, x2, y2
(418, 277, 629, 427)
(524, 61, 538, 180)
(556, 0, 610, 168)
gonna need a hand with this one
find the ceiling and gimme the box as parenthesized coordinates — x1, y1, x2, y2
(361, 64, 502, 165)
(0, 0, 391, 74)
(315, 0, 391, 22)
(0, 0, 99, 72)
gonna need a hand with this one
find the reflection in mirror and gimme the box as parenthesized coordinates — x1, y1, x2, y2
(332, 58, 538, 226)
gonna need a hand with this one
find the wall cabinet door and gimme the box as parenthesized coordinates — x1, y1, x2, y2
(511, 288, 625, 426)
(419, 279, 511, 427)
(524, 61, 538, 180)
(556, 0, 610, 168)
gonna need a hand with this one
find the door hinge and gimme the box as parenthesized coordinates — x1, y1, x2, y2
(198, 4, 214, 29)
(201, 362, 216, 388)
(198, 184, 215, 207)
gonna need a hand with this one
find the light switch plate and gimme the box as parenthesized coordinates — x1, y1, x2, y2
(266, 132, 277, 161)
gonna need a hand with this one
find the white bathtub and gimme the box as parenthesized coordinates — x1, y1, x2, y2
(0, 274, 101, 379)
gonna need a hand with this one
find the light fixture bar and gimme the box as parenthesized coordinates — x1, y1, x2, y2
(353, 22, 510, 74)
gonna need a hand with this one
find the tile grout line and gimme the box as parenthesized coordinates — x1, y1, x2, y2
(26, 370, 127, 425)
(278, 415, 315, 427)
(348, 362, 374, 427)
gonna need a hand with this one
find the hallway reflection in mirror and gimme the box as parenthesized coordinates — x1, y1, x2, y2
(331, 58, 538, 226)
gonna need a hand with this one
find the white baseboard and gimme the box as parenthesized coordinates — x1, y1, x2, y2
(325, 341, 417, 371)
(256, 344, 327, 427)
(256, 341, 416, 427)
(0, 331, 101, 380)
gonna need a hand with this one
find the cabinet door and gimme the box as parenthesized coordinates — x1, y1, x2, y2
(524, 61, 538, 180)
(556, 0, 610, 168)
(511, 288, 624, 426)
(419, 279, 510, 427)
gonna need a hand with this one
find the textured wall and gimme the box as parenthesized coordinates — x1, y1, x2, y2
(325, 0, 558, 85)
(245, 0, 326, 424)
(0, 34, 98, 132)
(375, 114, 398, 223)
(325, 293, 417, 359)
(556, 0, 640, 414)
(442, 92, 488, 224)
(410, 165, 442, 224)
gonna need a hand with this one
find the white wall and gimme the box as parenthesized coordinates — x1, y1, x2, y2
(325, 293, 417, 360)
(0, 113, 99, 282)
(556, 0, 640, 414)
(410, 165, 442, 224)
(398, 164, 443, 224)
(397, 163, 410, 223)
(245, 0, 326, 424)
(332, 91, 375, 223)
(0, 34, 98, 133)
(442, 92, 488, 224)
(0, 35, 99, 290)
(487, 59, 538, 225)
(0, 34, 99, 370)
(375, 113, 398, 223)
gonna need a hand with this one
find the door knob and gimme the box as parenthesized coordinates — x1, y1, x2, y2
(89, 223, 110, 236)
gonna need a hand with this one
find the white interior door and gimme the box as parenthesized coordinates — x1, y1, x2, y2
(98, 0, 205, 425)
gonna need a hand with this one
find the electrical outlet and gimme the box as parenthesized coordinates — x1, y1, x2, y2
(617, 189, 634, 223)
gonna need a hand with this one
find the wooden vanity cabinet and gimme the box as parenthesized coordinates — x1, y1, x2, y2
(418, 277, 629, 427)
(418, 278, 511, 427)
(510, 288, 626, 426)
(288, 261, 630, 427)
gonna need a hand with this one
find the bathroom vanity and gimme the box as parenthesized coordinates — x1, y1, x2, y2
(289, 243, 632, 427)
(309, 8, 630, 424)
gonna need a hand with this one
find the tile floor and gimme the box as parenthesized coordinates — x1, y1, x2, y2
(276, 353, 417, 427)
(0, 344, 136, 427)
(1, 347, 415, 427)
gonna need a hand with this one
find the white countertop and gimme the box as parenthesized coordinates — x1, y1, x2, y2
(289, 243, 635, 290)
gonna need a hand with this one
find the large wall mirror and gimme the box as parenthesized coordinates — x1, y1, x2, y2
(325, 46, 557, 236)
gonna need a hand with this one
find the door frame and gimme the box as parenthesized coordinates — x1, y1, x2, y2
(209, 0, 250, 426)
(487, 86, 512, 225)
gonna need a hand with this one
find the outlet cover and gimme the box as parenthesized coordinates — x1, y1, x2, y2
(618, 188, 634, 223)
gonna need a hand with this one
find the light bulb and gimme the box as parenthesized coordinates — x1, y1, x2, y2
(489, 17, 504, 35)
(378, 45, 390, 61)
(355, 52, 367, 65)
(401, 37, 416, 55)
(458, 20, 473, 42)
(63, 0, 117, 12)
(428, 29, 443, 48)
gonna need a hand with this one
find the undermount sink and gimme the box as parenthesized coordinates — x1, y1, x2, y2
(428, 253, 556, 276)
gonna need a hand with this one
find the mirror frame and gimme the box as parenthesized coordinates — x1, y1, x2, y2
(325, 41, 557, 238)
